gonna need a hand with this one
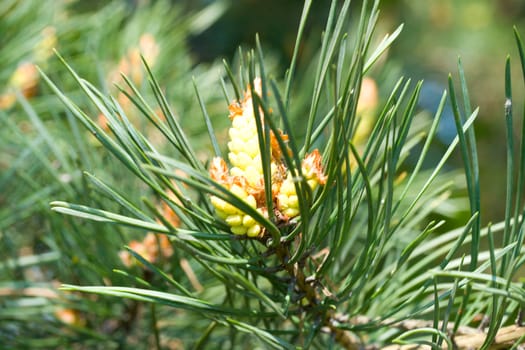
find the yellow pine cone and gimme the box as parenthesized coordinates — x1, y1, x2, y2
(209, 78, 327, 236)
(210, 183, 263, 238)
(227, 79, 264, 188)
(209, 157, 264, 237)
(207, 79, 268, 238)
(277, 176, 300, 218)
(277, 150, 326, 219)
(301, 149, 327, 191)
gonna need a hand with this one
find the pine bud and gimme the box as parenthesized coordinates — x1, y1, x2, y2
(209, 78, 326, 236)
(276, 150, 326, 219)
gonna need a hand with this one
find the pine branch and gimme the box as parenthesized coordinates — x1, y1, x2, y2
(380, 324, 525, 349)
(271, 238, 362, 350)
(335, 316, 525, 349)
